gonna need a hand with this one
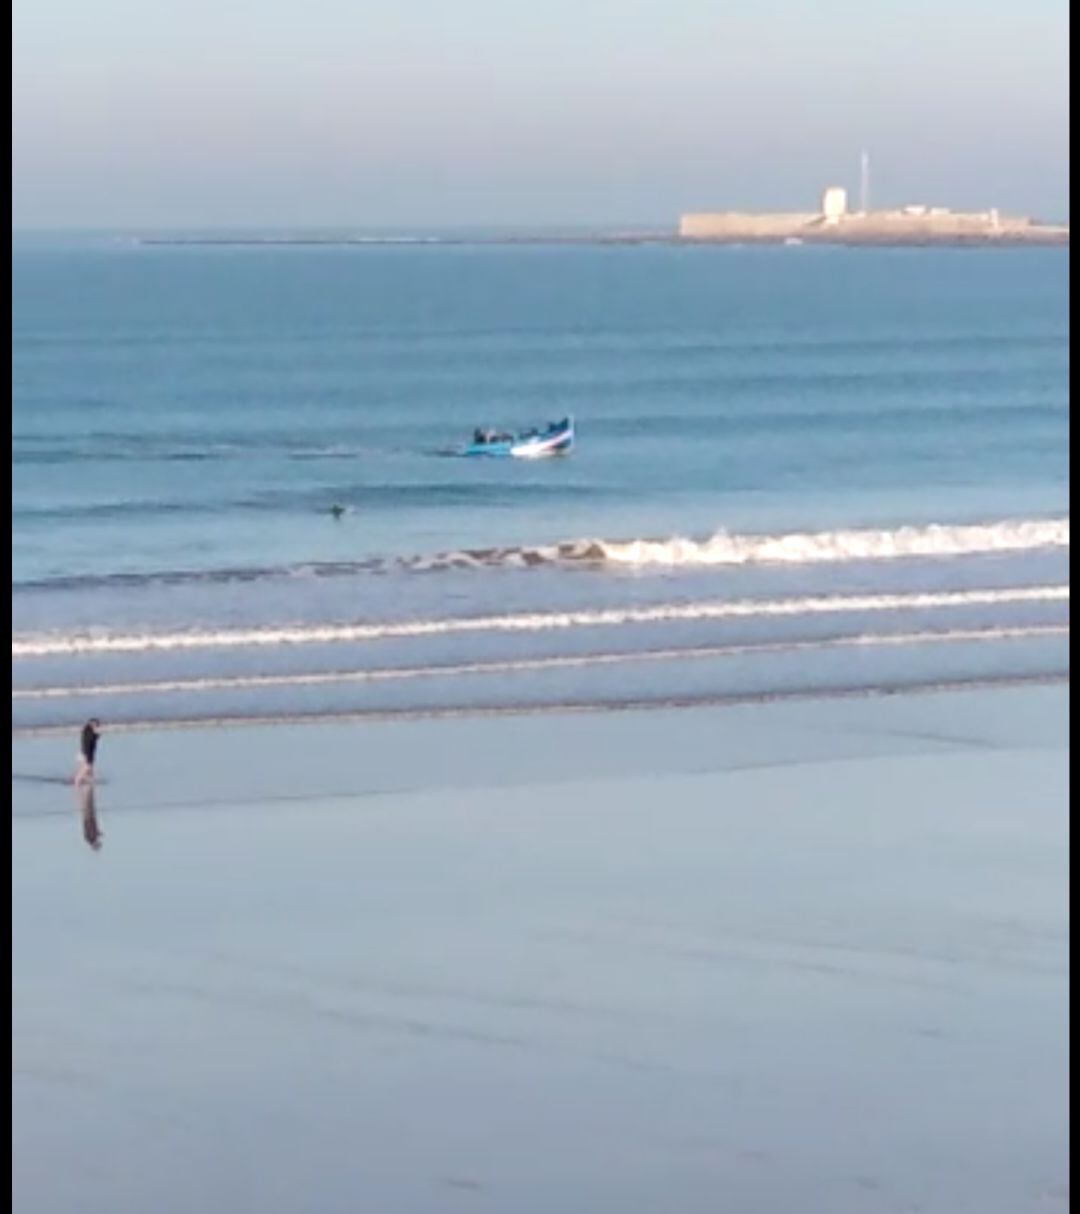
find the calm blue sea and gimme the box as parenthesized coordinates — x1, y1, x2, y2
(11, 236, 1070, 728)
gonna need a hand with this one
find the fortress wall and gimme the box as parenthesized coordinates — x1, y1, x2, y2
(678, 212, 818, 238)
(677, 208, 1066, 244)
(838, 211, 1032, 235)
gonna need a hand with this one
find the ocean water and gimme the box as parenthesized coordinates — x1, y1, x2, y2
(11, 237, 1070, 729)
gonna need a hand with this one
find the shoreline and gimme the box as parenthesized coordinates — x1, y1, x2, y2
(12, 681, 1070, 817)
(9, 669, 1069, 739)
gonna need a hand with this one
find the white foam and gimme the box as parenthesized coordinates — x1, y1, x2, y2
(11, 584, 1069, 659)
(597, 518, 1070, 567)
(12, 624, 1069, 700)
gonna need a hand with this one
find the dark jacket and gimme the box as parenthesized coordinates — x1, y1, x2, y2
(80, 723, 99, 763)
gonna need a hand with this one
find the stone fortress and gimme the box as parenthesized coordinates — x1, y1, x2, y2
(679, 158, 1068, 245)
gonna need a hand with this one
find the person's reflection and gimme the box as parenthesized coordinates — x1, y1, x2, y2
(76, 782, 104, 851)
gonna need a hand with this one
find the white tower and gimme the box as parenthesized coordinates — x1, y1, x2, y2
(860, 150, 871, 214)
(821, 187, 848, 224)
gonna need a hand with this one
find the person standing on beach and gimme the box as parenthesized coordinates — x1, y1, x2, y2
(74, 718, 101, 786)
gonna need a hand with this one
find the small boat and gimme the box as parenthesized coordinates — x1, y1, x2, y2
(462, 416, 574, 458)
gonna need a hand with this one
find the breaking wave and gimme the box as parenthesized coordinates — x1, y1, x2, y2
(593, 517, 1070, 568)
(13, 516, 1070, 592)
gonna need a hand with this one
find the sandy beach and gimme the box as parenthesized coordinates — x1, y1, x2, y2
(11, 683, 1069, 1214)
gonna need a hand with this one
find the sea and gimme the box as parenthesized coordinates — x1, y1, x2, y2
(11, 235, 1070, 732)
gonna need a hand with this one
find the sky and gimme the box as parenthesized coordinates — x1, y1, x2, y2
(11, 0, 1071, 229)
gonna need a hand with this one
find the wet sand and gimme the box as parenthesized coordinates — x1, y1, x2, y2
(12, 686, 1069, 1213)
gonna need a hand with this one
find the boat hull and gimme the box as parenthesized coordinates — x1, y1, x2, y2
(462, 420, 574, 458)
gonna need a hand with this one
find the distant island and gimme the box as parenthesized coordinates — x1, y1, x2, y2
(678, 184, 1068, 246)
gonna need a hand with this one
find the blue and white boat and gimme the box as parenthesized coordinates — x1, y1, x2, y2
(462, 416, 574, 458)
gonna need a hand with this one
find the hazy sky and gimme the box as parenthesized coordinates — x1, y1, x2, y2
(11, 0, 1070, 228)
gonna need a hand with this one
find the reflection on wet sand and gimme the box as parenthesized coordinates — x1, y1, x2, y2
(77, 782, 103, 851)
